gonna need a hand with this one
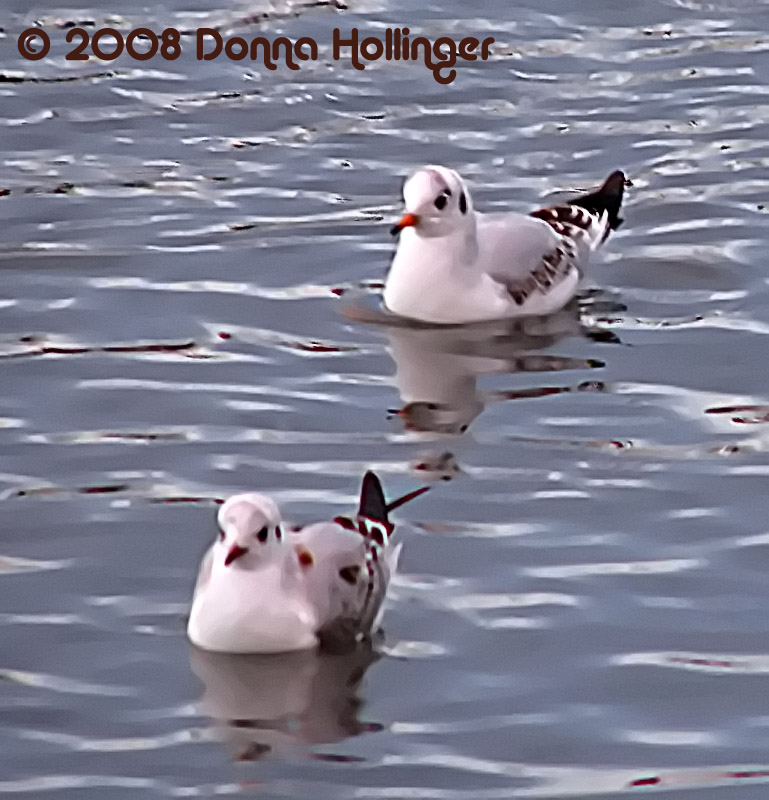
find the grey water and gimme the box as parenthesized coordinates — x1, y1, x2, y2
(3, 0, 769, 796)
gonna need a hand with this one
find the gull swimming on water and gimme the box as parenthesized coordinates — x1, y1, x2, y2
(187, 472, 428, 654)
(384, 166, 626, 324)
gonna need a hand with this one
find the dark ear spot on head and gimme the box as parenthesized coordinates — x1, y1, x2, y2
(275, 525, 282, 541)
(339, 565, 360, 585)
(459, 192, 467, 214)
(297, 546, 314, 568)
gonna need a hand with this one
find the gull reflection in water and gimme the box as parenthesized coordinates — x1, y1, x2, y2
(385, 305, 614, 437)
(189, 643, 381, 762)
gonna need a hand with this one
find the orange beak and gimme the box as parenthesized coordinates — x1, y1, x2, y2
(390, 213, 419, 236)
(224, 544, 249, 566)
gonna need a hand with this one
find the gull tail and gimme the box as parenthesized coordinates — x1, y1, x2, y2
(570, 170, 626, 234)
(529, 170, 627, 260)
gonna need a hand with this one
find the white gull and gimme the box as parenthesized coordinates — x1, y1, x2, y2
(187, 471, 428, 654)
(384, 166, 626, 324)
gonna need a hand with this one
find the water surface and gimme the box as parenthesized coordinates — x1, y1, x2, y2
(3, 0, 769, 796)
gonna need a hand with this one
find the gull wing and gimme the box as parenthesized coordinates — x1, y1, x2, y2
(483, 171, 626, 308)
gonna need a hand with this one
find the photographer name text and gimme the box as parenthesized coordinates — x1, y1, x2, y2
(17, 27, 495, 84)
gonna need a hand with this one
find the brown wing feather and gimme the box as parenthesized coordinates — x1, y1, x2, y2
(530, 170, 626, 243)
(503, 244, 575, 306)
(531, 204, 597, 237)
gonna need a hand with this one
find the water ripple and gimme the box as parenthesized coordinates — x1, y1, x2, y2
(0, 669, 133, 697)
(615, 652, 769, 674)
(3, 0, 769, 795)
(525, 558, 705, 579)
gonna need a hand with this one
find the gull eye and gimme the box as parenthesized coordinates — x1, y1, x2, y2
(339, 565, 360, 585)
(275, 525, 282, 541)
(256, 526, 269, 544)
(434, 191, 450, 211)
(459, 192, 467, 214)
(218, 528, 225, 542)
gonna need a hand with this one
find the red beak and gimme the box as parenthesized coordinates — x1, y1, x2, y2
(224, 544, 249, 566)
(390, 213, 419, 236)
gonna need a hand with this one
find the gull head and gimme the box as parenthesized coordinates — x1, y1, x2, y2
(391, 165, 474, 239)
(215, 493, 284, 569)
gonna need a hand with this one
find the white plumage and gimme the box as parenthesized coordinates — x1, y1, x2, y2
(384, 165, 626, 324)
(187, 472, 427, 654)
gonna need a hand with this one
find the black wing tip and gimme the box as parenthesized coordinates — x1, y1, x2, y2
(358, 470, 430, 523)
(358, 470, 389, 525)
(571, 169, 627, 232)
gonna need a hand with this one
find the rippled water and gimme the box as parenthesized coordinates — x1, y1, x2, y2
(4, 0, 769, 796)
